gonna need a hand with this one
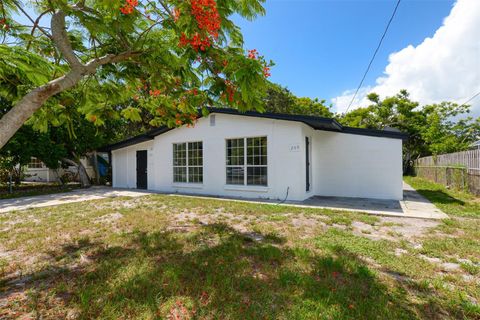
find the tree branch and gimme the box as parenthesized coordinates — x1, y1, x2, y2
(158, 0, 174, 18)
(51, 9, 83, 68)
(11, 0, 53, 40)
(27, 9, 53, 50)
(134, 21, 162, 48)
(85, 51, 142, 71)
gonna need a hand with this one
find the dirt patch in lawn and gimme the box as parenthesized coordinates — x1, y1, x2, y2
(350, 217, 439, 243)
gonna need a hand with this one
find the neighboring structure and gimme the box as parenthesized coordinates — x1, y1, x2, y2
(101, 108, 407, 201)
(24, 157, 96, 183)
(470, 140, 480, 150)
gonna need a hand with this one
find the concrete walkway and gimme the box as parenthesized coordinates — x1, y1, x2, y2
(0, 183, 448, 219)
(0, 187, 150, 213)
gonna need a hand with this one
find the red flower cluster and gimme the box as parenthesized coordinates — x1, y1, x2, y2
(149, 89, 162, 97)
(179, 32, 211, 51)
(247, 49, 258, 59)
(177, 0, 221, 51)
(0, 18, 9, 30)
(263, 66, 271, 77)
(191, 0, 221, 38)
(120, 0, 139, 14)
(187, 88, 199, 96)
(174, 8, 181, 22)
(175, 113, 183, 125)
(247, 49, 271, 78)
(221, 80, 236, 103)
(189, 114, 198, 121)
(174, 113, 198, 126)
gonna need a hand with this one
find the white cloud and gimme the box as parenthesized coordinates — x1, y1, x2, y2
(332, 0, 480, 116)
(331, 86, 372, 114)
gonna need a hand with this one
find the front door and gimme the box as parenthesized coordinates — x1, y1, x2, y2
(136, 150, 148, 189)
(306, 137, 311, 192)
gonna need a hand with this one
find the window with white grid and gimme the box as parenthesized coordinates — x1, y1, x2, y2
(27, 157, 44, 169)
(173, 142, 203, 183)
(226, 137, 267, 186)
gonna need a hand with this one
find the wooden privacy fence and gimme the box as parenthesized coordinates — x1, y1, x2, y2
(414, 149, 480, 195)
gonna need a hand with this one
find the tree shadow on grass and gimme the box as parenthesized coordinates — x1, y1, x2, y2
(413, 189, 465, 206)
(2, 224, 442, 319)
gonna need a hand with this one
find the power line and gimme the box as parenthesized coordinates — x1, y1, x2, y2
(458, 90, 480, 108)
(344, 0, 402, 114)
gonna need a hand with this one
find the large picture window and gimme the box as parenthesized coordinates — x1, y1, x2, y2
(173, 141, 203, 183)
(226, 137, 267, 186)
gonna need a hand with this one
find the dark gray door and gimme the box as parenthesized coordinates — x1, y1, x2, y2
(136, 150, 148, 189)
(306, 137, 310, 192)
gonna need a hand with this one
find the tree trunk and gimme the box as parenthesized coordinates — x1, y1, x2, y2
(92, 152, 100, 184)
(12, 167, 21, 185)
(62, 158, 91, 187)
(0, 7, 139, 150)
(54, 168, 64, 185)
(0, 71, 84, 149)
(77, 161, 91, 188)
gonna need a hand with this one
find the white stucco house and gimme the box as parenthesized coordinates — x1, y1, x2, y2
(23, 157, 96, 183)
(101, 108, 407, 201)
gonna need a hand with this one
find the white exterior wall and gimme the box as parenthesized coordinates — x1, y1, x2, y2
(112, 140, 154, 189)
(311, 129, 403, 200)
(112, 114, 306, 200)
(111, 113, 403, 201)
(151, 114, 305, 200)
(24, 168, 60, 182)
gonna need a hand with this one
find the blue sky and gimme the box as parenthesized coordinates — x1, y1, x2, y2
(12, 0, 479, 114)
(234, 0, 459, 111)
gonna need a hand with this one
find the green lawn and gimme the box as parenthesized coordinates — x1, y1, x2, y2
(404, 176, 480, 218)
(0, 186, 479, 319)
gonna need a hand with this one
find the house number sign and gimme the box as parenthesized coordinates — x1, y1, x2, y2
(289, 144, 301, 152)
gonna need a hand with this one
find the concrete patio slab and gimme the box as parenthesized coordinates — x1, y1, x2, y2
(0, 182, 448, 219)
(298, 182, 447, 219)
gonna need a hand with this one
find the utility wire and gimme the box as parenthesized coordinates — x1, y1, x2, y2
(458, 91, 480, 108)
(345, 0, 402, 114)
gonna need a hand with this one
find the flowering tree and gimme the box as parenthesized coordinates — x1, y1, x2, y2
(0, 0, 272, 148)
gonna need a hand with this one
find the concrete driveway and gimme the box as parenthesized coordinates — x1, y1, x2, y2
(0, 183, 447, 219)
(0, 187, 150, 213)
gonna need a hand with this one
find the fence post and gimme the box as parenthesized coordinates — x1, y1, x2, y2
(415, 149, 480, 196)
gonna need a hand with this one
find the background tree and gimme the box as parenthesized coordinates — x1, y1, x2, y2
(0, 97, 66, 184)
(0, 96, 115, 186)
(338, 90, 480, 171)
(421, 102, 480, 155)
(0, 0, 271, 149)
(263, 83, 333, 117)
